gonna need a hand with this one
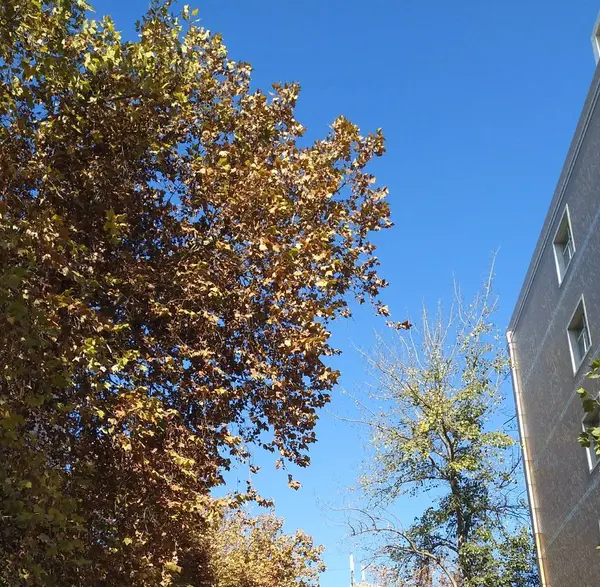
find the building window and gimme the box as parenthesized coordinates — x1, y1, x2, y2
(583, 407, 600, 472)
(553, 206, 575, 284)
(568, 299, 591, 372)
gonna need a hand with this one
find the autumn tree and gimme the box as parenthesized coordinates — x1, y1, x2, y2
(349, 276, 539, 587)
(207, 508, 324, 587)
(0, 0, 393, 584)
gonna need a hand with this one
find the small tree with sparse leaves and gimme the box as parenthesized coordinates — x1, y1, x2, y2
(350, 275, 539, 587)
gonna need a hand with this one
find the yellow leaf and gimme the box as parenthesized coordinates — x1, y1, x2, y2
(165, 561, 182, 574)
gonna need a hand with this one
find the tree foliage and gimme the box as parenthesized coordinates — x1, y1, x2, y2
(577, 357, 600, 457)
(0, 0, 392, 583)
(208, 509, 324, 587)
(352, 277, 539, 587)
(372, 562, 455, 587)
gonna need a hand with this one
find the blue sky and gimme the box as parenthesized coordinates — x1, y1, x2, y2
(95, 1, 598, 584)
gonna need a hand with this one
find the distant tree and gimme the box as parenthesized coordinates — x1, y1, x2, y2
(0, 0, 394, 583)
(350, 275, 539, 587)
(208, 509, 324, 587)
(373, 561, 453, 586)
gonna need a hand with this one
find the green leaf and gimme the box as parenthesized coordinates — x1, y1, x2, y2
(582, 398, 596, 413)
(165, 561, 182, 573)
(578, 432, 591, 448)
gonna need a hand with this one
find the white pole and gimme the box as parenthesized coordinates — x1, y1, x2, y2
(349, 554, 355, 586)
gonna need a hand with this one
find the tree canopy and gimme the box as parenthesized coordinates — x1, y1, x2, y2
(350, 278, 539, 587)
(208, 509, 324, 587)
(0, 0, 392, 583)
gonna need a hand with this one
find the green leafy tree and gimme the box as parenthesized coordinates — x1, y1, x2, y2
(0, 0, 393, 584)
(351, 276, 539, 587)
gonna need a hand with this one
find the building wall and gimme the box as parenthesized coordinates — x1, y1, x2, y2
(509, 60, 600, 587)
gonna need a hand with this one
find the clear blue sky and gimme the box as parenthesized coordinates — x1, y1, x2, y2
(94, 1, 598, 584)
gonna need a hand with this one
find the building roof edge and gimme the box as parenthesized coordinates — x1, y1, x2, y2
(508, 60, 600, 333)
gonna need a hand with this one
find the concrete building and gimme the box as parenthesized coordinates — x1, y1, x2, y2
(507, 16, 600, 587)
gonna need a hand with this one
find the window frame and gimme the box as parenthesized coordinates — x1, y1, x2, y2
(567, 296, 592, 374)
(553, 205, 576, 285)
